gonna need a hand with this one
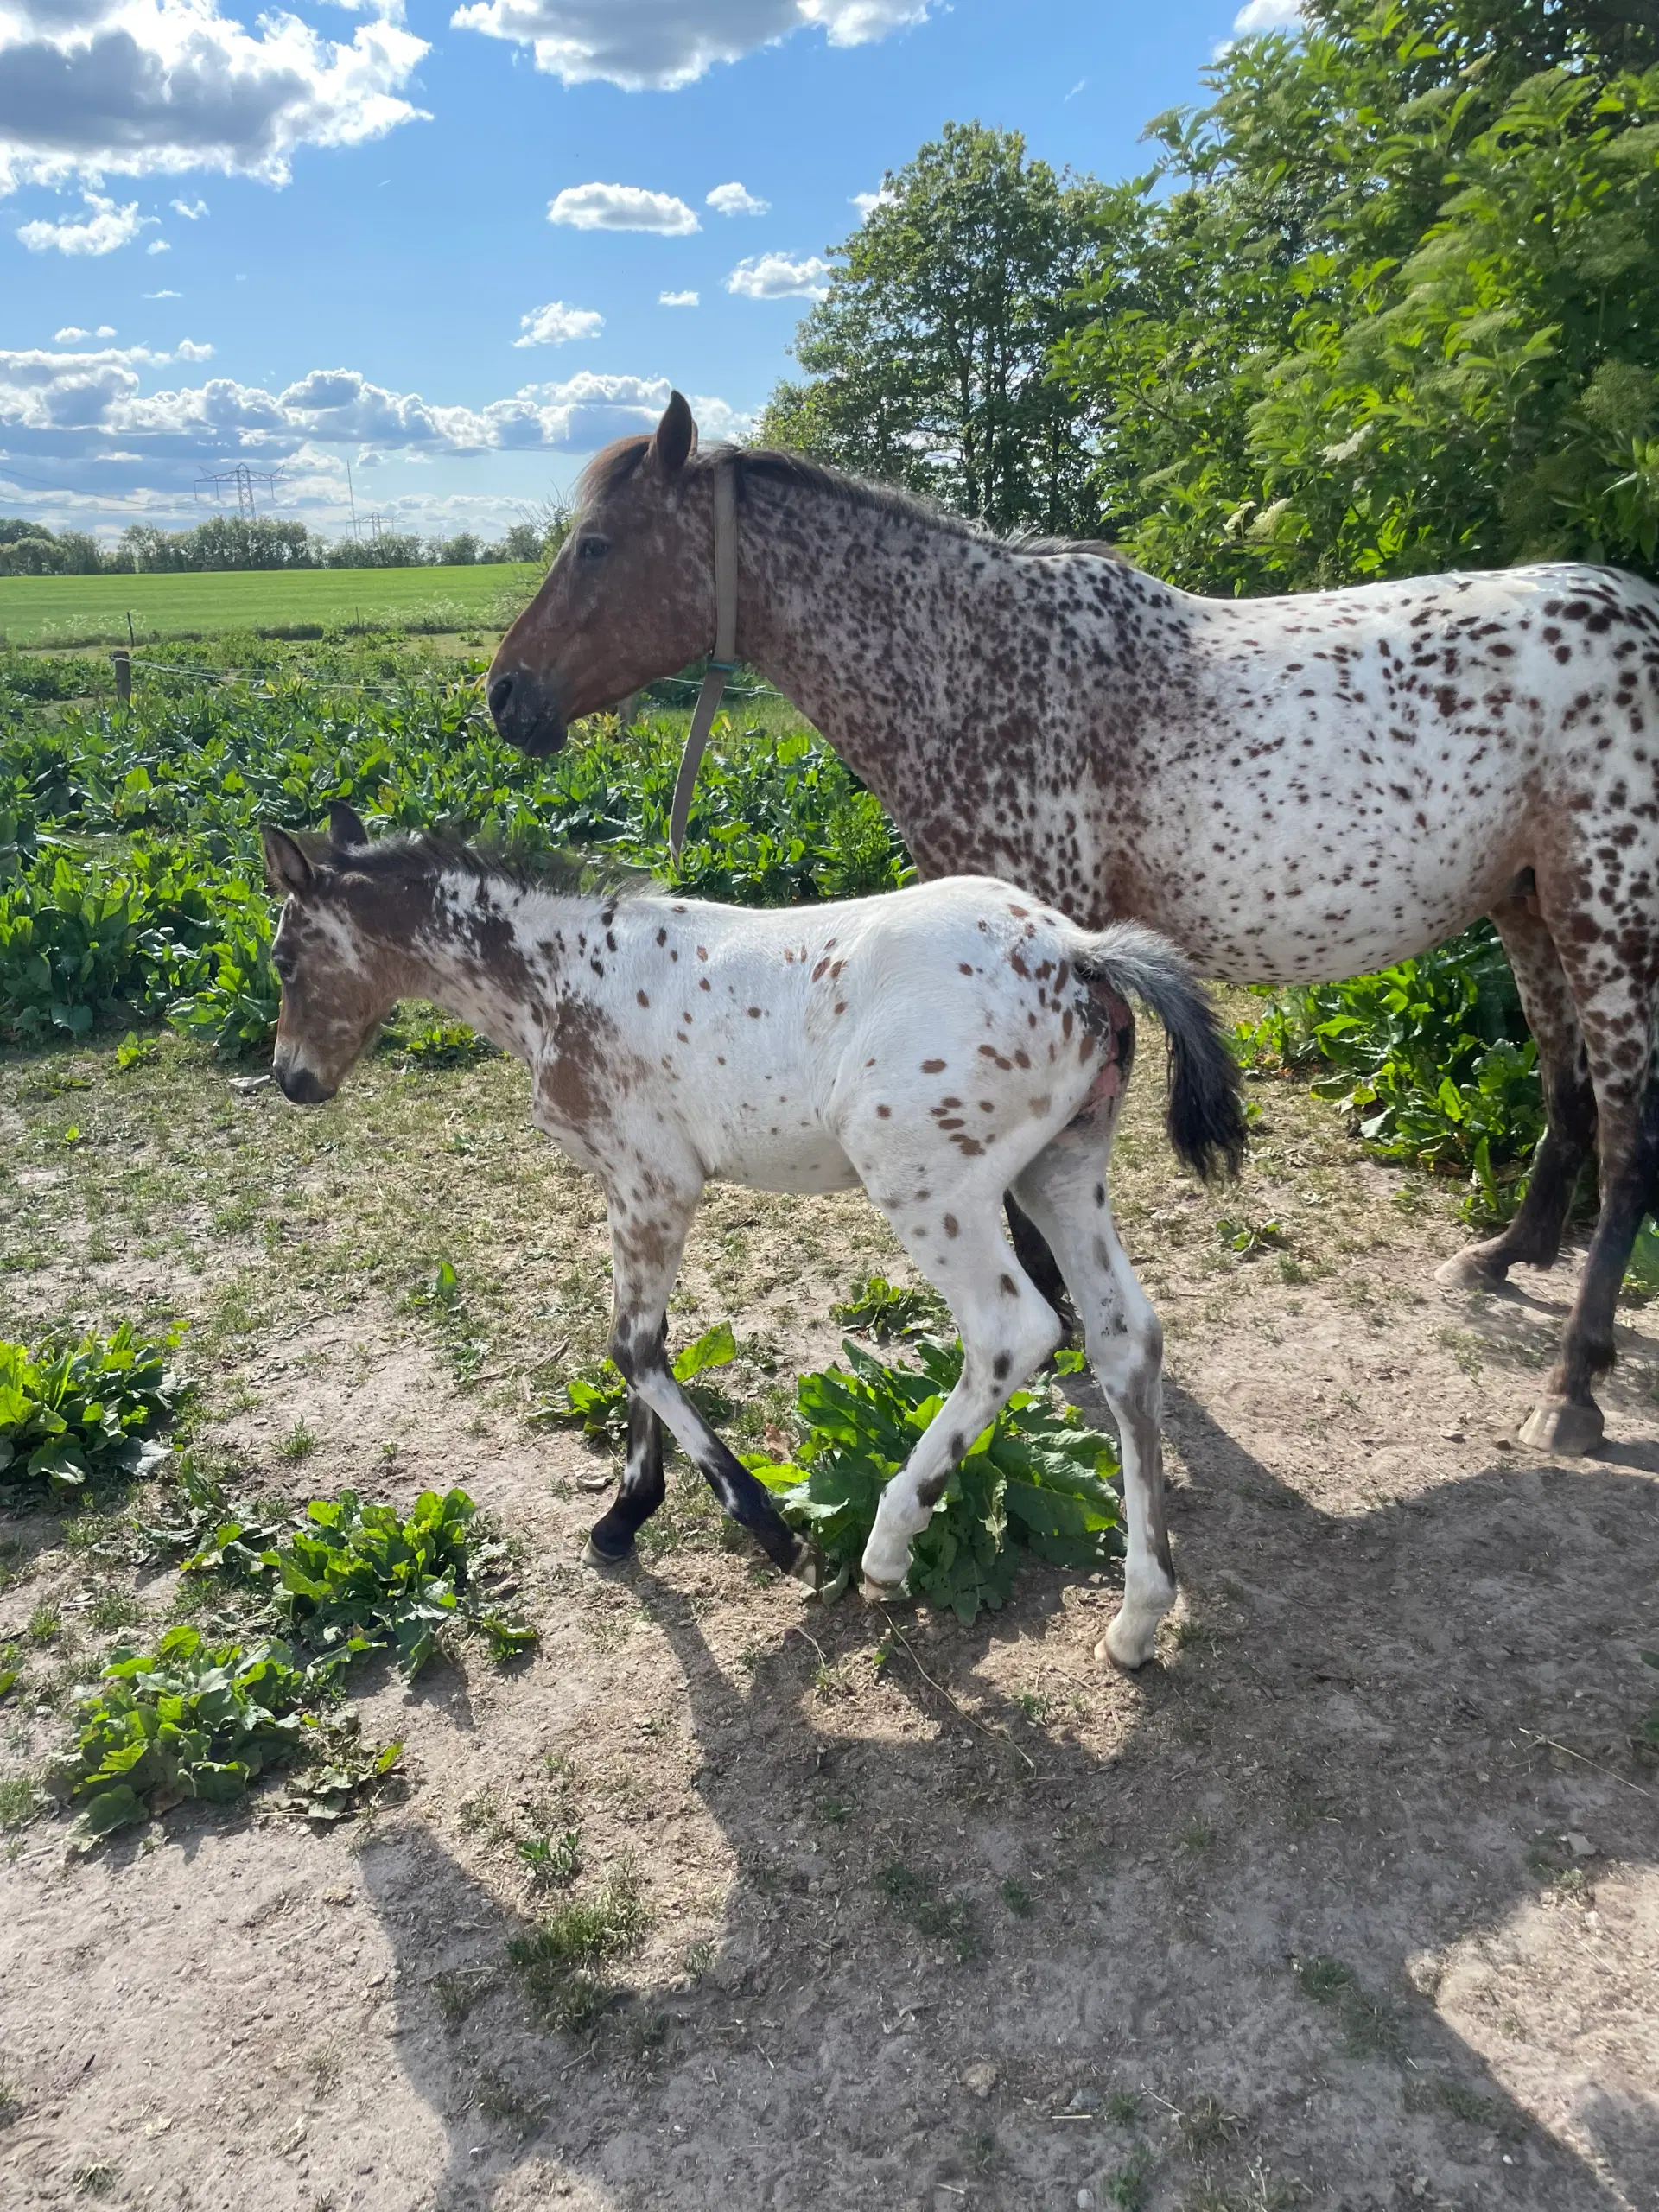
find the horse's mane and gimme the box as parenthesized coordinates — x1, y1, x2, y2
(302, 826, 647, 903)
(575, 434, 1132, 568)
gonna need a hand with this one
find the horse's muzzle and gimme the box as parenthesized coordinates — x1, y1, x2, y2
(275, 1063, 333, 1106)
(486, 667, 567, 757)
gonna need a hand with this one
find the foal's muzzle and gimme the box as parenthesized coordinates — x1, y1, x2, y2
(487, 667, 568, 757)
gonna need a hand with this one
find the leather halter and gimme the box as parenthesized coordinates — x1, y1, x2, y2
(668, 460, 738, 861)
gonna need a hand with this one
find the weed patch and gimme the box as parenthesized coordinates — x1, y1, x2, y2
(0, 1323, 188, 1495)
(875, 1859, 980, 1960)
(505, 1865, 648, 2031)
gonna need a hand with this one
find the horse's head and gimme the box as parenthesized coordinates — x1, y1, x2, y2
(487, 391, 716, 756)
(261, 803, 401, 1104)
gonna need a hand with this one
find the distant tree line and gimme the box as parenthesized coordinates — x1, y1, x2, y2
(759, 0, 1659, 588)
(0, 511, 568, 579)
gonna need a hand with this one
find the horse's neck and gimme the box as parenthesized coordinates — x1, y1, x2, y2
(398, 877, 590, 1062)
(736, 484, 1119, 814)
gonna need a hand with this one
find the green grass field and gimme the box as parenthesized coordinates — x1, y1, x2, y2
(0, 562, 543, 647)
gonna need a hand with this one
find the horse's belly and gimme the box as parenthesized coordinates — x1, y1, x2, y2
(705, 1127, 862, 1196)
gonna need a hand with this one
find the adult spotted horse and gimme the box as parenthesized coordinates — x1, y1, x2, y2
(490, 392, 1659, 1458)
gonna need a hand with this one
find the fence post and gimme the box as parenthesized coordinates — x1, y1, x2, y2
(111, 648, 131, 706)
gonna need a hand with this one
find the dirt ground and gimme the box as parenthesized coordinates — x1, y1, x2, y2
(0, 1022, 1655, 2212)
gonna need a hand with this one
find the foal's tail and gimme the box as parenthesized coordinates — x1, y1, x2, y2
(1072, 922, 1248, 1184)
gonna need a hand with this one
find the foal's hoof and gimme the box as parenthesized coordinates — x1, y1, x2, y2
(1434, 1249, 1506, 1291)
(1517, 1396, 1604, 1457)
(582, 1535, 632, 1570)
(859, 1575, 905, 1607)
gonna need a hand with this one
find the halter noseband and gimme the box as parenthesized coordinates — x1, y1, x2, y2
(667, 460, 738, 861)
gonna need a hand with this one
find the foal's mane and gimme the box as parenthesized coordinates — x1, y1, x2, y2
(307, 827, 645, 903)
(575, 435, 1132, 567)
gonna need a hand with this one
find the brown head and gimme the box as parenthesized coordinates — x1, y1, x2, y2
(261, 801, 404, 1104)
(487, 390, 720, 755)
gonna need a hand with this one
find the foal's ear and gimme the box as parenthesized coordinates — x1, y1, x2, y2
(262, 824, 315, 899)
(327, 799, 371, 852)
(648, 390, 697, 477)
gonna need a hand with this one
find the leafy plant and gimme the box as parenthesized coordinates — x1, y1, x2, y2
(238, 1486, 537, 1679)
(536, 1321, 737, 1446)
(0, 1323, 189, 1495)
(53, 1624, 316, 1840)
(751, 1337, 1121, 1621)
(831, 1273, 950, 1341)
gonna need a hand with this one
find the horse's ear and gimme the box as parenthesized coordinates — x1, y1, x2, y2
(328, 800, 371, 852)
(262, 824, 314, 899)
(648, 390, 697, 477)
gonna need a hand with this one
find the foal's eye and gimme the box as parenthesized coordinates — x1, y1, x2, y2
(577, 535, 610, 563)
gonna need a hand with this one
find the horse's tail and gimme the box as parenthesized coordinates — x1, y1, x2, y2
(1071, 922, 1248, 1184)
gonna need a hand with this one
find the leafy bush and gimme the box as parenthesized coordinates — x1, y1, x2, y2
(1239, 925, 1544, 1218)
(752, 1338, 1122, 1621)
(54, 1625, 315, 1840)
(537, 1321, 736, 1446)
(186, 1484, 537, 1678)
(831, 1273, 950, 1342)
(0, 1323, 189, 1494)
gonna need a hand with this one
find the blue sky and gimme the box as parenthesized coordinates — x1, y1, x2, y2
(0, 0, 1297, 546)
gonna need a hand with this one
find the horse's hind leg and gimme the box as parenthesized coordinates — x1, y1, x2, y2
(1012, 1120, 1173, 1669)
(584, 1396, 665, 1566)
(1516, 912, 1659, 1455)
(1437, 882, 1596, 1288)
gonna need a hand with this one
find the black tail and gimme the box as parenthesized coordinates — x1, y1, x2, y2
(1072, 922, 1248, 1183)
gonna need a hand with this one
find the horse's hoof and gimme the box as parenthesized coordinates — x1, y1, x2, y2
(1517, 1396, 1604, 1456)
(791, 1542, 828, 1592)
(582, 1535, 631, 1570)
(1097, 1611, 1159, 1671)
(860, 1576, 905, 1607)
(1435, 1249, 1505, 1290)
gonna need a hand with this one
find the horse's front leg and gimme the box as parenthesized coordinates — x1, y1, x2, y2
(600, 1190, 823, 1588)
(584, 1393, 665, 1566)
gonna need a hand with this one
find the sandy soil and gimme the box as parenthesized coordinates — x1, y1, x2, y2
(1, 1058, 1656, 2212)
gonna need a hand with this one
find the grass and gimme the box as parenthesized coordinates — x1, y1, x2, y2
(0, 563, 540, 647)
(505, 1864, 648, 2031)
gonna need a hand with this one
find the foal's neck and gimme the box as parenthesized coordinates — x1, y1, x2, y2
(391, 873, 601, 1063)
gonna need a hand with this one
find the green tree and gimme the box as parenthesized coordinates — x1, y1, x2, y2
(1055, 0, 1659, 590)
(757, 122, 1106, 535)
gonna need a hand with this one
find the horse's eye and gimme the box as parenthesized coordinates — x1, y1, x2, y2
(577, 535, 609, 563)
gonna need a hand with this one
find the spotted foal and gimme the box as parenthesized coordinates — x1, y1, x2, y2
(262, 806, 1245, 1667)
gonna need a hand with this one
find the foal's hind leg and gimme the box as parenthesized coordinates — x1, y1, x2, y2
(854, 1197, 1064, 1595)
(584, 1396, 665, 1567)
(1012, 1121, 1174, 1669)
(1437, 883, 1596, 1289)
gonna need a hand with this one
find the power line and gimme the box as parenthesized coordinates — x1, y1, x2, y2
(194, 461, 284, 518)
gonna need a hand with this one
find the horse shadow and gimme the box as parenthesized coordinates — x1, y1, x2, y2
(354, 1387, 1659, 2212)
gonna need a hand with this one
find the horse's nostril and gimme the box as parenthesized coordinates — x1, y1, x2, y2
(488, 675, 516, 723)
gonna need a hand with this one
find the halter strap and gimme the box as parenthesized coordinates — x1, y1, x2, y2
(668, 461, 738, 861)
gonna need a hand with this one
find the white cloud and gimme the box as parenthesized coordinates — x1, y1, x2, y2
(0, 346, 752, 462)
(175, 337, 213, 361)
(0, 0, 430, 196)
(513, 299, 604, 348)
(850, 185, 896, 219)
(726, 251, 829, 300)
(1231, 0, 1301, 29)
(706, 180, 767, 217)
(547, 181, 699, 233)
(146, 237, 170, 253)
(450, 0, 930, 92)
(659, 289, 698, 308)
(54, 323, 116, 340)
(143, 288, 181, 298)
(16, 192, 155, 255)
(170, 197, 208, 219)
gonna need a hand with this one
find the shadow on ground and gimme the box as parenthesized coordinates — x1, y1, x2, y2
(353, 1382, 1659, 2212)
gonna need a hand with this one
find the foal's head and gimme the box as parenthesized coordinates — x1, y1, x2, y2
(488, 390, 717, 755)
(261, 802, 404, 1104)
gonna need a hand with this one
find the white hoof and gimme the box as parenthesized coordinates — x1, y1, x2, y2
(1517, 1396, 1604, 1456)
(1098, 1605, 1161, 1671)
(860, 1576, 906, 1607)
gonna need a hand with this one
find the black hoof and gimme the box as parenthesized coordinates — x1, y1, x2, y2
(583, 1529, 633, 1568)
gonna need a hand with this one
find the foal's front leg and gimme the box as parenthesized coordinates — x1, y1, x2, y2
(598, 1193, 822, 1587)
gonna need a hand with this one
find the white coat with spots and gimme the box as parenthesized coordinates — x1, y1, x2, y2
(261, 809, 1247, 1668)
